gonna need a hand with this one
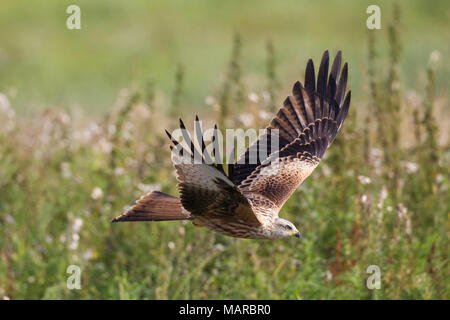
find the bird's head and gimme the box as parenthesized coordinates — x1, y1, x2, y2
(272, 218, 301, 239)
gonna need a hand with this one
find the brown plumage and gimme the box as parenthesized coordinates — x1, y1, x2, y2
(112, 50, 351, 240)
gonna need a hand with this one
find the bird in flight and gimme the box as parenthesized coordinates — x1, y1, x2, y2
(112, 50, 351, 240)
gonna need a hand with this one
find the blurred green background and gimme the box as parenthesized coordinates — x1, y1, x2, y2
(0, 0, 449, 300)
(0, 0, 448, 115)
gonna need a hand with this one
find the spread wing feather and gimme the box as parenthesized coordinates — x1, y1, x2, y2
(235, 50, 351, 211)
(166, 117, 261, 226)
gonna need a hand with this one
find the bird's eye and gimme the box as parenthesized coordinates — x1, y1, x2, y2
(285, 225, 292, 230)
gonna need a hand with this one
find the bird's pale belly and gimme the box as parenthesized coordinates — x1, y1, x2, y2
(192, 216, 271, 239)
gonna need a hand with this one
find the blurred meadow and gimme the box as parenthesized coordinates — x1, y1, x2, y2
(0, 0, 449, 299)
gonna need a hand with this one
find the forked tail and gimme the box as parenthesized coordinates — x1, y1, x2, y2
(111, 191, 190, 222)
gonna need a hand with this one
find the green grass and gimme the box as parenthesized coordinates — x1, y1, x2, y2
(0, 2, 449, 299)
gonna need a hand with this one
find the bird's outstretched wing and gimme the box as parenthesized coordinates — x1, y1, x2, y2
(166, 117, 261, 226)
(234, 50, 351, 211)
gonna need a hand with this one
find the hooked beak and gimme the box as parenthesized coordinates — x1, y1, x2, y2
(294, 231, 301, 239)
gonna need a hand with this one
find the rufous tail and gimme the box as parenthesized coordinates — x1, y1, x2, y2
(111, 191, 190, 222)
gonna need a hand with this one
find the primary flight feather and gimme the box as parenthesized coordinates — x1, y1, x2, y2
(112, 50, 351, 240)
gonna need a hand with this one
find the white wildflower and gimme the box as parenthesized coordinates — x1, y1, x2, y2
(58, 112, 71, 126)
(213, 243, 225, 252)
(429, 50, 441, 66)
(360, 194, 368, 205)
(405, 217, 412, 236)
(380, 186, 388, 202)
(97, 137, 113, 154)
(258, 110, 272, 121)
(321, 165, 331, 177)
(68, 229, 80, 250)
(168, 241, 175, 250)
(72, 233, 80, 242)
(83, 249, 94, 261)
(91, 187, 103, 200)
(87, 122, 101, 139)
(4, 215, 14, 224)
(205, 96, 215, 106)
(357, 175, 371, 185)
(114, 167, 125, 176)
(68, 238, 79, 250)
(377, 186, 388, 210)
(72, 218, 83, 233)
(0, 92, 15, 133)
(60, 162, 72, 178)
(248, 92, 259, 103)
(0, 93, 13, 117)
(238, 113, 254, 127)
(403, 161, 419, 174)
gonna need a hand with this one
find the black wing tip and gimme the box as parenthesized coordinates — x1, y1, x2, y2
(344, 90, 352, 106)
(283, 96, 291, 106)
(293, 80, 302, 90)
(340, 62, 348, 79)
(110, 214, 141, 223)
(305, 59, 316, 92)
(292, 81, 303, 96)
(232, 50, 350, 188)
(329, 51, 342, 81)
(179, 118, 186, 129)
(336, 90, 352, 128)
(319, 50, 330, 71)
(342, 62, 348, 72)
(111, 216, 122, 223)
